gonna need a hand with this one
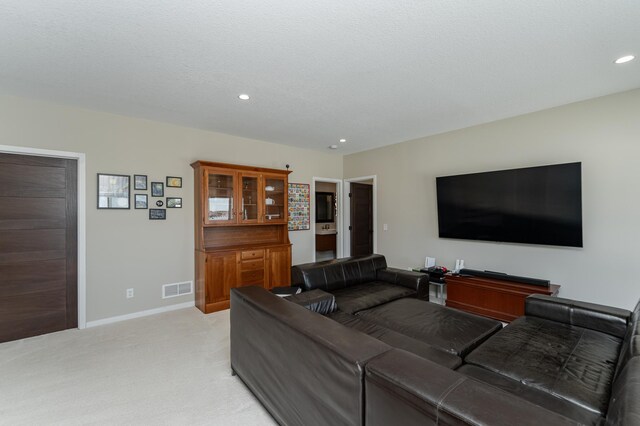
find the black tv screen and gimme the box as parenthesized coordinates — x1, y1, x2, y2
(436, 162, 583, 247)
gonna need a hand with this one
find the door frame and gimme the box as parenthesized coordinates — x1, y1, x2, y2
(343, 175, 377, 257)
(0, 144, 87, 329)
(311, 177, 343, 261)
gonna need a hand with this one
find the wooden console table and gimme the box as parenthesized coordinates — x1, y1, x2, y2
(446, 274, 560, 322)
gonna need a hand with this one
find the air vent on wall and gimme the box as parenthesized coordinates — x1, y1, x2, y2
(162, 281, 193, 299)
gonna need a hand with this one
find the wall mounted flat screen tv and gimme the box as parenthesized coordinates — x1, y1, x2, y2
(436, 162, 583, 247)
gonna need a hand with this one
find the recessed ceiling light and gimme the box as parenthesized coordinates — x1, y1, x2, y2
(329, 145, 338, 150)
(238, 94, 250, 100)
(614, 55, 635, 64)
(339, 139, 347, 143)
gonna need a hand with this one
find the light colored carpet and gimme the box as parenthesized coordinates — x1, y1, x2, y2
(0, 308, 276, 426)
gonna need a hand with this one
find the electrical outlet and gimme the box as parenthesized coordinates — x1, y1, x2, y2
(126, 288, 134, 299)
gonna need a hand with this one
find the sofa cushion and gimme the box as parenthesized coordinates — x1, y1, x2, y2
(526, 294, 631, 338)
(458, 364, 602, 425)
(465, 316, 622, 416)
(329, 311, 462, 369)
(357, 298, 502, 357)
(291, 254, 388, 292)
(331, 281, 415, 314)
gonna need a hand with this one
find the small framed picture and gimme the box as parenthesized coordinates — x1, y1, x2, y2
(166, 197, 182, 208)
(97, 173, 130, 209)
(149, 209, 166, 220)
(151, 182, 164, 197)
(134, 175, 148, 190)
(166, 176, 182, 188)
(135, 194, 148, 209)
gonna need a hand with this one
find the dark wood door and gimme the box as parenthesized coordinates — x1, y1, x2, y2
(350, 182, 373, 256)
(0, 153, 77, 343)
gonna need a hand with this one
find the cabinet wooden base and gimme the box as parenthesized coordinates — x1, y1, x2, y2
(203, 300, 230, 314)
(446, 274, 560, 322)
(195, 244, 291, 314)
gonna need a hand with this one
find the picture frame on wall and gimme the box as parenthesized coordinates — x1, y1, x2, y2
(287, 183, 310, 230)
(135, 194, 148, 209)
(166, 197, 182, 208)
(134, 174, 148, 190)
(166, 176, 182, 188)
(151, 182, 164, 197)
(97, 173, 130, 209)
(149, 209, 166, 220)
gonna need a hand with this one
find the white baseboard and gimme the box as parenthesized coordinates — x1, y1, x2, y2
(85, 301, 196, 328)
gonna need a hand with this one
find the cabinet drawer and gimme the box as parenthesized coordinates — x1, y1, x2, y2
(241, 258, 264, 271)
(241, 249, 264, 260)
(240, 268, 264, 284)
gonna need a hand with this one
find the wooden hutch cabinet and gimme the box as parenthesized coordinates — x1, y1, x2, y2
(191, 161, 292, 313)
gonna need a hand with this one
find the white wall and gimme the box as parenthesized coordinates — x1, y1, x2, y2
(0, 94, 342, 321)
(344, 89, 640, 310)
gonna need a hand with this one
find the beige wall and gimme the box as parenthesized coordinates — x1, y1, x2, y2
(0, 94, 342, 321)
(344, 89, 640, 310)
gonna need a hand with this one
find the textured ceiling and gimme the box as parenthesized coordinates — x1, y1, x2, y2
(1, 1, 639, 154)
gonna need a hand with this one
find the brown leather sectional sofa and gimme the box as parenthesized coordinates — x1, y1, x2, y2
(230, 255, 640, 425)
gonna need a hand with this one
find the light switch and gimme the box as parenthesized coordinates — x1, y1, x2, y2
(383, 224, 388, 231)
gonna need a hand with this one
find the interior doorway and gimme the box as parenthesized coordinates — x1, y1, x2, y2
(312, 178, 343, 262)
(343, 176, 377, 257)
(350, 182, 373, 256)
(0, 152, 78, 343)
(0, 145, 87, 329)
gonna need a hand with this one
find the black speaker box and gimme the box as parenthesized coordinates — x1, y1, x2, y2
(458, 269, 550, 287)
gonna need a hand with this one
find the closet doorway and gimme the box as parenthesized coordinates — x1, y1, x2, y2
(0, 147, 86, 342)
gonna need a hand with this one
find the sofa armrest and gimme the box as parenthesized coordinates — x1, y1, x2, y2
(376, 267, 429, 300)
(365, 349, 581, 426)
(525, 294, 631, 338)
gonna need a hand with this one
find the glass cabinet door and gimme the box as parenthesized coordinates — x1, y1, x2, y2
(263, 175, 286, 223)
(239, 173, 261, 223)
(206, 170, 236, 224)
